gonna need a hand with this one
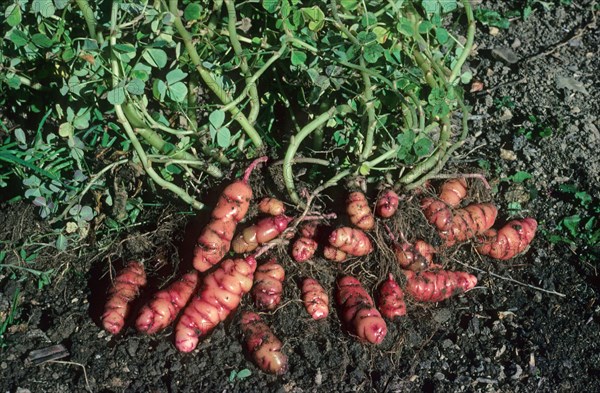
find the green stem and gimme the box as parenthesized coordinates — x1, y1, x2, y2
(75, 0, 96, 39)
(110, 3, 204, 210)
(362, 146, 399, 169)
(224, 0, 260, 125)
(283, 107, 337, 205)
(449, 0, 475, 84)
(168, 0, 263, 148)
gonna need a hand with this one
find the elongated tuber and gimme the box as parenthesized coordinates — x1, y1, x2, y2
(301, 278, 329, 320)
(336, 276, 387, 344)
(439, 203, 498, 246)
(375, 189, 399, 218)
(377, 274, 406, 319)
(175, 257, 256, 352)
(323, 245, 348, 262)
(438, 178, 467, 207)
(232, 215, 292, 254)
(240, 311, 288, 374)
(102, 261, 147, 334)
(329, 227, 373, 257)
(292, 237, 318, 262)
(135, 271, 199, 334)
(258, 197, 286, 216)
(404, 270, 477, 302)
(193, 157, 267, 272)
(252, 259, 285, 310)
(477, 218, 537, 260)
(346, 191, 375, 230)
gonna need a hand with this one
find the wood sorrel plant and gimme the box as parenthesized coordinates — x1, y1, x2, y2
(2, 0, 476, 211)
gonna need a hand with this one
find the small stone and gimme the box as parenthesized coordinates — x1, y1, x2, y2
(511, 38, 521, 49)
(500, 149, 517, 161)
(492, 48, 519, 64)
(499, 108, 513, 121)
(489, 27, 500, 36)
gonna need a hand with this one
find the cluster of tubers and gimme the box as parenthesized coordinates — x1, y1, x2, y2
(101, 167, 538, 375)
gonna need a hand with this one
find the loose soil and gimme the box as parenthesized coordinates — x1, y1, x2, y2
(1, 2, 599, 392)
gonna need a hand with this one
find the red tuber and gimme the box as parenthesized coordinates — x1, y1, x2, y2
(240, 311, 288, 374)
(439, 203, 498, 246)
(328, 227, 373, 257)
(394, 239, 439, 272)
(175, 257, 256, 352)
(336, 276, 387, 344)
(292, 237, 318, 262)
(477, 218, 537, 260)
(346, 191, 375, 231)
(438, 178, 467, 207)
(301, 278, 329, 320)
(102, 261, 147, 335)
(135, 271, 199, 334)
(377, 274, 406, 319)
(232, 215, 292, 254)
(258, 197, 286, 216)
(251, 259, 285, 310)
(375, 189, 400, 218)
(404, 270, 477, 302)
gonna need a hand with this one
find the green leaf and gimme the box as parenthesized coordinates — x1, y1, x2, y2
(143, 48, 168, 68)
(184, 3, 203, 20)
(32, 0, 55, 17)
(209, 110, 225, 129)
(397, 18, 414, 36)
(5, 4, 22, 27)
(107, 87, 126, 105)
(300, 6, 325, 32)
(236, 369, 252, 379)
(575, 191, 592, 206)
(291, 50, 307, 66)
(126, 78, 145, 95)
(58, 122, 74, 137)
(363, 43, 384, 64)
(413, 137, 433, 157)
(435, 27, 449, 44)
(166, 69, 187, 84)
(262, 0, 279, 13)
(510, 171, 532, 183)
(229, 370, 237, 383)
(167, 82, 188, 102)
(79, 206, 94, 221)
(340, 0, 358, 11)
(7, 76, 21, 89)
(460, 70, 473, 84)
(216, 127, 231, 148)
(8, 29, 28, 47)
(563, 215, 581, 238)
(55, 234, 68, 251)
(31, 33, 54, 48)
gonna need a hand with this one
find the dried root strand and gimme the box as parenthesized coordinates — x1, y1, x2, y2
(252, 259, 285, 310)
(175, 257, 256, 352)
(136, 271, 199, 334)
(336, 276, 387, 344)
(301, 278, 329, 320)
(102, 261, 147, 335)
(241, 311, 288, 375)
(404, 270, 477, 302)
(477, 218, 538, 260)
(377, 274, 406, 319)
(346, 191, 375, 230)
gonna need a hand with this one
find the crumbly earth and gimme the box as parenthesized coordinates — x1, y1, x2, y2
(1, 2, 599, 392)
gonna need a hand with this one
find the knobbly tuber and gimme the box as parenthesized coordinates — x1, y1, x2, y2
(175, 257, 256, 352)
(328, 227, 373, 257)
(375, 189, 399, 218)
(232, 215, 292, 254)
(252, 259, 285, 310)
(439, 203, 498, 246)
(346, 191, 375, 230)
(477, 218, 538, 260)
(438, 178, 467, 207)
(404, 270, 477, 302)
(193, 157, 266, 272)
(102, 261, 147, 335)
(258, 197, 286, 216)
(336, 276, 387, 344)
(292, 237, 318, 262)
(301, 278, 329, 320)
(240, 311, 288, 375)
(135, 271, 199, 334)
(323, 245, 348, 262)
(377, 274, 406, 319)
(394, 239, 438, 272)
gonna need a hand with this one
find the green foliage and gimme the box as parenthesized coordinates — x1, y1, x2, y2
(518, 115, 553, 140)
(474, 9, 511, 29)
(228, 368, 252, 382)
(0, 287, 20, 348)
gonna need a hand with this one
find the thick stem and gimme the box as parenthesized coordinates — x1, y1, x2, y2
(449, 0, 476, 84)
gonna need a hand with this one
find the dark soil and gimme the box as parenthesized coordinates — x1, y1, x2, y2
(1, 2, 599, 392)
